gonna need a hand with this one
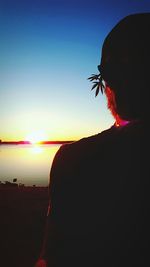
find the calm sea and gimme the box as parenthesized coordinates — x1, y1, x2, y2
(0, 144, 61, 186)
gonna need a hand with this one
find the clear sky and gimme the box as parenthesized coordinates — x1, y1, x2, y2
(1, 0, 150, 141)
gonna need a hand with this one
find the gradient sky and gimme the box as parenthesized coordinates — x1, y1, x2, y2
(1, 0, 150, 141)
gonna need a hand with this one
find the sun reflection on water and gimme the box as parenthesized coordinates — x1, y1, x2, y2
(0, 144, 61, 186)
(30, 145, 44, 154)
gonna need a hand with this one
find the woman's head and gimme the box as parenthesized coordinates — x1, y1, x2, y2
(100, 13, 150, 121)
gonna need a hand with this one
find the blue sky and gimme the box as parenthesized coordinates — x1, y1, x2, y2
(1, 0, 150, 141)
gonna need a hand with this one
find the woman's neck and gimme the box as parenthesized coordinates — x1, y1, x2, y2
(115, 114, 130, 127)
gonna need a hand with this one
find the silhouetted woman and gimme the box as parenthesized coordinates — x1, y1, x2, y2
(35, 13, 150, 267)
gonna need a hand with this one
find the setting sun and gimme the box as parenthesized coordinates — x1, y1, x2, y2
(25, 130, 48, 144)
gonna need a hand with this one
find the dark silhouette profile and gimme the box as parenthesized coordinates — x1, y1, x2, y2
(35, 13, 150, 267)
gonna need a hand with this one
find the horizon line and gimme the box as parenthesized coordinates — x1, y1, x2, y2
(0, 140, 75, 145)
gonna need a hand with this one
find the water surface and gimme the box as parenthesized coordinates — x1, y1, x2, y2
(0, 144, 61, 186)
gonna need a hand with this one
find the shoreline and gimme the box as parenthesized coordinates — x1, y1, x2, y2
(0, 140, 75, 145)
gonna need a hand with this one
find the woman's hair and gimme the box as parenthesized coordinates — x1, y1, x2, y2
(100, 13, 150, 121)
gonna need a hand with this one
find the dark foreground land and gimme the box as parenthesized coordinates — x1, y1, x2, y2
(0, 186, 49, 267)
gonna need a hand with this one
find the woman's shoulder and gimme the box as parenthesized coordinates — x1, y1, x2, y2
(59, 120, 149, 158)
(58, 125, 117, 158)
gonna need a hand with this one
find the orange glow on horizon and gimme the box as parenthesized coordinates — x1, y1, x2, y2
(25, 130, 48, 144)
